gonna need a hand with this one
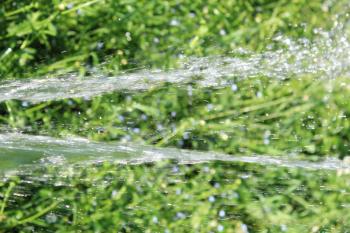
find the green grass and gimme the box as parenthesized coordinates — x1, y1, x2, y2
(0, 0, 343, 78)
(1, 0, 350, 232)
(3, 76, 350, 158)
(1, 162, 350, 232)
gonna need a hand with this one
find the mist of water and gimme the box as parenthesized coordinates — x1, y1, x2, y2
(0, 22, 349, 103)
(0, 18, 350, 173)
(1, 133, 350, 174)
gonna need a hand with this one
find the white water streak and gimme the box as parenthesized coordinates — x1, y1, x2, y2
(0, 27, 349, 103)
(1, 133, 349, 172)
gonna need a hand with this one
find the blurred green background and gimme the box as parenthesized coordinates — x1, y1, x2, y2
(1, 0, 350, 232)
(0, 0, 341, 77)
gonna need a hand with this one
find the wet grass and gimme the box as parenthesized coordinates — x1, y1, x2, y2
(1, 161, 350, 232)
(2, 75, 350, 159)
(1, 0, 350, 232)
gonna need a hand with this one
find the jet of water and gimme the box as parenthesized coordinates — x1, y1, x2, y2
(0, 22, 349, 103)
(1, 133, 350, 173)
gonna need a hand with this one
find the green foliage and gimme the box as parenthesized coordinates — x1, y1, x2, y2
(2, 76, 350, 158)
(1, 162, 350, 232)
(0, 0, 340, 78)
(1, 0, 350, 232)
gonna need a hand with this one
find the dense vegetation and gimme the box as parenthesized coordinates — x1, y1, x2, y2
(2, 161, 350, 232)
(1, 0, 350, 232)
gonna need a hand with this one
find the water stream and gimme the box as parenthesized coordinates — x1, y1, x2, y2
(3, 3, 350, 232)
(0, 21, 350, 174)
(1, 132, 350, 173)
(0, 24, 349, 103)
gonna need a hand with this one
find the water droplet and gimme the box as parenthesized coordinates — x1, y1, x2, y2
(219, 29, 226, 36)
(263, 130, 271, 145)
(141, 114, 148, 121)
(176, 212, 186, 219)
(280, 224, 288, 232)
(241, 223, 249, 233)
(208, 196, 215, 203)
(170, 19, 180, 26)
(176, 188, 182, 195)
(172, 166, 179, 173)
(256, 91, 263, 98)
(46, 213, 57, 224)
(97, 42, 104, 49)
(111, 190, 118, 198)
(207, 104, 214, 111)
(118, 115, 125, 122)
(152, 216, 158, 224)
(67, 3, 74, 9)
(125, 32, 132, 41)
(187, 85, 193, 96)
(21, 101, 29, 107)
(133, 128, 140, 134)
(156, 124, 163, 131)
(217, 224, 224, 232)
(153, 37, 160, 44)
(177, 140, 184, 147)
(183, 132, 190, 140)
(219, 210, 225, 217)
(231, 83, 238, 92)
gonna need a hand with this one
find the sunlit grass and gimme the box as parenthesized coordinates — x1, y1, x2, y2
(1, 0, 350, 232)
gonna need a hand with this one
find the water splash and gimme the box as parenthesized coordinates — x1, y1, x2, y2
(0, 23, 349, 103)
(1, 133, 350, 173)
(0, 17, 350, 174)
